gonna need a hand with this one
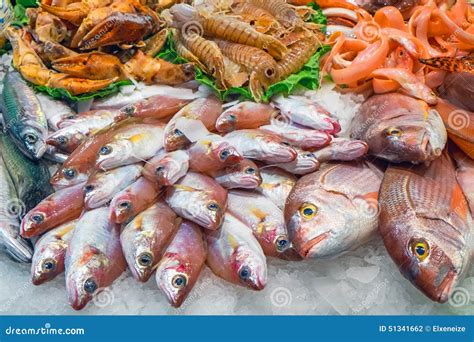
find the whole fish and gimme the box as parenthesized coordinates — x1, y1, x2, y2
(211, 159, 262, 189)
(206, 213, 267, 290)
(351, 93, 447, 163)
(272, 95, 340, 134)
(215, 102, 277, 133)
(0, 133, 53, 212)
(37, 93, 76, 131)
(84, 164, 143, 209)
(224, 129, 297, 163)
(256, 167, 296, 210)
(31, 220, 76, 285)
(66, 207, 126, 310)
(48, 109, 122, 153)
(285, 161, 383, 259)
(165, 172, 227, 230)
(95, 122, 165, 170)
(121, 200, 181, 282)
(379, 153, 473, 302)
(109, 177, 160, 224)
(142, 150, 189, 186)
(275, 147, 320, 175)
(188, 134, 242, 174)
(227, 190, 290, 256)
(312, 138, 368, 162)
(1, 71, 48, 159)
(155, 220, 206, 307)
(21, 182, 84, 238)
(164, 97, 223, 151)
(0, 154, 33, 263)
(260, 124, 332, 150)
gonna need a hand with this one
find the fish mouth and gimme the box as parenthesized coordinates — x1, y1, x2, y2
(436, 270, 457, 303)
(238, 175, 261, 188)
(33, 143, 48, 159)
(298, 232, 330, 259)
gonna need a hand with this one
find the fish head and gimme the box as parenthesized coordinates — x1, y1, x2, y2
(384, 220, 466, 303)
(95, 140, 132, 170)
(66, 252, 107, 310)
(51, 166, 89, 188)
(164, 127, 189, 151)
(21, 210, 48, 238)
(83, 176, 109, 210)
(19, 126, 47, 159)
(210, 139, 242, 166)
(285, 185, 357, 259)
(31, 242, 64, 285)
(155, 253, 192, 307)
(121, 225, 156, 282)
(260, 135, 297, 163)
(232, 246, 267, 291)
(110, 197, 134, 224)
(216, 111, 237, 133)
(231, 161, 262, 188)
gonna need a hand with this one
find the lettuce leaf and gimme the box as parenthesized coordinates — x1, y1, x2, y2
(158, 2, 330, 102)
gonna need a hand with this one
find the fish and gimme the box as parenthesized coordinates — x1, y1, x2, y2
(84, 164, 143, 209)
(109, 177, 160, 224)
(419, 56, 473, 74)
(224, 129, 297, 163)
(31, 219, 76, 285)
(211, 159, 262, 189)
(275, 147, 320, 175)
(215, 101, 277, 133)
(188, 134, 242, 175)
(95, 122, 165, 170)
(312, 138, 368, 162)
(165, 172, 227, 230)
(451, 146, 474, 213)
(256, 167, 297, 210)
(227, 190, 290, 256)
(437, 72, 474, 112)
(21, 182, 84, 238)
(48, 109, 122, 153)
(155, 220, 206, 307)
(37, 93, 76, 131)
(121, 200, 181, 282)
(260, 124, 332, 150)
(379, 152, 473, 302)
(285, 161, 383, 259)
(142, 150, 189, 186)
(164, 97, 223, 151)
(351, 93, 447, 163)
(65, 207, 126, 310)
(1, 71, 48, 159)
(51, 119, 141, 188)
(206, 213, 267, 290)
(272, 95, 340, 134)
(0, 133, 53, 213)
(0, 153, 33, 263)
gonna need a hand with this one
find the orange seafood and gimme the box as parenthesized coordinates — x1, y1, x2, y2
(419, 55, 474, 73)
(240, 0, 303, 29)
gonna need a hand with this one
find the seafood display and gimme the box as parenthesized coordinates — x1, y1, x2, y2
(0, 0, 473, 314)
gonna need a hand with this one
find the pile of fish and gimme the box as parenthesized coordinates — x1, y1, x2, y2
(0, 0, 473, 313)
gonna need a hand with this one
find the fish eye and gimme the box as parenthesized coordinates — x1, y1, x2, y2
(84, 184, 95, 193)
(23, 133, 38, 144)
(83, 278, 98, 294)
(207, 202, 220, 211)
(63, 168, 76, 179)
(245, 167, 256, 174)
(227, 114, 236, 122)
(299, 203, 318, 219)
(99, 145, 113, 155)
(173, 129, 183, 136)
(281, 141, 291, 146)
(219, 149, 230, 160)
(385, 127, 403, 138)
(118, 201, 131, 210)
(172, 274, 188, 289)
(411, 239, 429, 261)
(137, 252, 153, 267)
(304, 153, 315, 158)
(31, 213, 45, 223)
(239, 266, 251, 280)
(275, 235, 289, 252)
(265, 68, 275, 78)
(56, 136, 68, 145)
(155, 166, 164, 174)
(41, 258, 56, 272)
(122, 105, 136, 116)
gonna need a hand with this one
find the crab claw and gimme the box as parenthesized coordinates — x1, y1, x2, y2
(52, 52, 127, 80)
(40, 3, 89, 26)
(78, 11, 160, 50)
(46, 74, 118, 95)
